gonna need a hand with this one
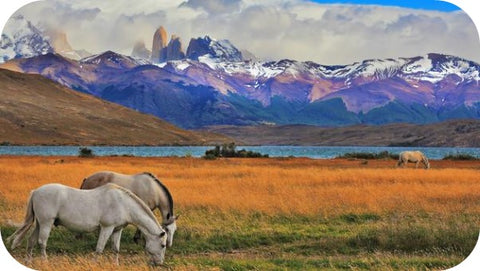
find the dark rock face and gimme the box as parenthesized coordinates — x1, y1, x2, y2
(164, 35, 185, 61)
(186, 35, 242, 62)
(186, 36, 213, 61)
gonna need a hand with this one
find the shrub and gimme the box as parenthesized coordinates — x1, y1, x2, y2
(78, 147, 94, 158)
(442, 153, 478, 161)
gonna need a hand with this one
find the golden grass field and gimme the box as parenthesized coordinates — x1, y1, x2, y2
(1, 156, 480, 270)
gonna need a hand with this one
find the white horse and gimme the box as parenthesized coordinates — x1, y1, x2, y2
(7, 183, 167, 266)
(397, 151, 430, 169)
(80, 171, 178, 247)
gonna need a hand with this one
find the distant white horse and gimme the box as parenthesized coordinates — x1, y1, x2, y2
(80, 171, 178, 247)
(7, 183, 167, 266)
(397, 151, 430, 169)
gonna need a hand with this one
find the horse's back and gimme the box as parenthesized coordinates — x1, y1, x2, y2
(32, 184, 87, 223)
(35, 183, 131, 231)
(33, 183, 75, 204)
(81, 171, 124, 189)
(81, 171, 163, 210)
(400, 151, 421, 160)
(36, 183, 121, 209)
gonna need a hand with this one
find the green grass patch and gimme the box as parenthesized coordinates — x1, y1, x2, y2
(2, 210, 478, 270)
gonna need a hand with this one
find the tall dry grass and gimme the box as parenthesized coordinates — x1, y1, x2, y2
(1, 156, 479, 222)
(1, 156, 479, 270)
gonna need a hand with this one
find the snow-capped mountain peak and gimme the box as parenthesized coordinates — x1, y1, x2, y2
(0, 15, 54, 63)
(80, 50, 149, 68)
(401, 54, 480, 83)
(186, 35, 243, 63)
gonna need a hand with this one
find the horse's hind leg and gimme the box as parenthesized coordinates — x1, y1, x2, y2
(37, 219, 54, 260)
(111, 228, 123, 265)
(26, 222, 40, 260)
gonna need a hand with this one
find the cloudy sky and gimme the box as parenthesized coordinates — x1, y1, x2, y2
(9, 0, 480, 64)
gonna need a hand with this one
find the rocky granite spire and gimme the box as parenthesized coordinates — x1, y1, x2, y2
(151, 26, 167, 63)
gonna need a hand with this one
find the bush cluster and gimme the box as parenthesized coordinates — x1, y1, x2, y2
(204, 143, 268, 160)
(442, 153, 478, 160)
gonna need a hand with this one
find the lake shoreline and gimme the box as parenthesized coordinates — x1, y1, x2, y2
(0, 155, 479, 168)
(0, 145, 479, 159)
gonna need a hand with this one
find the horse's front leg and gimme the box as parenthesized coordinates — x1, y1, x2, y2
(111, 228, 123, 265)
(96, 226, 115, 253)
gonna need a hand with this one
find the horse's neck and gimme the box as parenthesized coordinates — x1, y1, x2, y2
(128, 199, 162, 236)
(422, 155, 428, 162)
(158, 204, 171, 224)
(155, 187, 173, 224)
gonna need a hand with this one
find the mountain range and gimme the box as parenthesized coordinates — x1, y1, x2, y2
(1, 20, 479, 130)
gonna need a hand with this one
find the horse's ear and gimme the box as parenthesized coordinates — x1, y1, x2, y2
(159, 231, 166, 237)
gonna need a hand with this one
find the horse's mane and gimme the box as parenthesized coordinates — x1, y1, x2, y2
(105, 183, 161, 228)
(142, 172, 174, 219)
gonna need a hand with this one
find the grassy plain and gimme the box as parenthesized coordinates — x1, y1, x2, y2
(1, 156, 479, 270)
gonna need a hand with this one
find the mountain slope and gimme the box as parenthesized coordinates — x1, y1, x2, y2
(206, 119, 480, 147)
(0, 68, 229, 145)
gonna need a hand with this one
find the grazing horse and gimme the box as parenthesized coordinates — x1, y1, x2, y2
(7, 183, 167, 266)
(397, 151, 430, 169)
(80, 171, 178, 247)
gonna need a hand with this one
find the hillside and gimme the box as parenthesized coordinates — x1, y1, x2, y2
(0, 69, 229, 146)
(206, 120, 480, 147)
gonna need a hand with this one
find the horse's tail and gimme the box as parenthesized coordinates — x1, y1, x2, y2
(6, 191, 36, 249)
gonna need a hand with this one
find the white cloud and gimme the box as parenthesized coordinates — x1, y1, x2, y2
(8, 0, 480, 64)
(180, 0, 242, 14)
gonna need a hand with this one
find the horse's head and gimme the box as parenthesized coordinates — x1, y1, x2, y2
(145, 230, 167, 266)
(164, 214, 179, 248)
(422, 156, 430, 169)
